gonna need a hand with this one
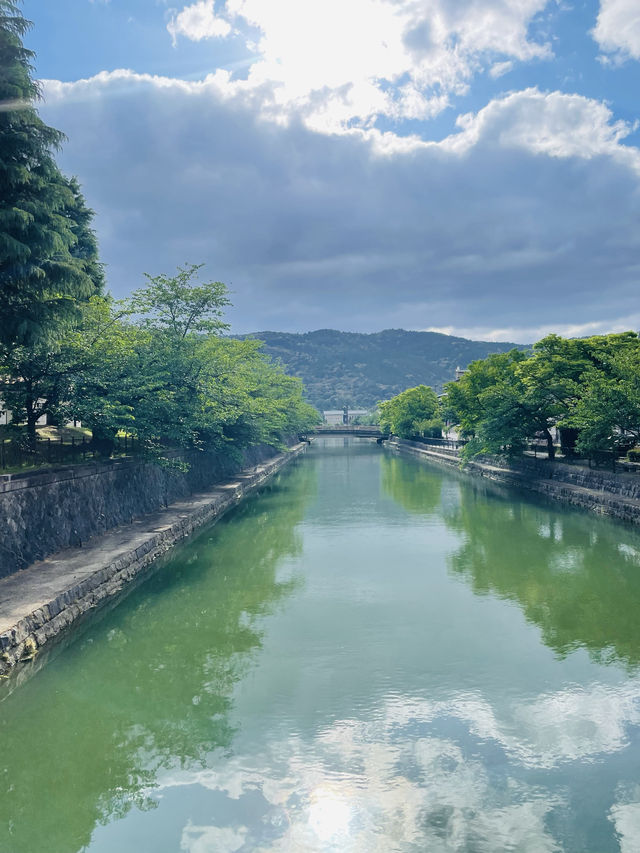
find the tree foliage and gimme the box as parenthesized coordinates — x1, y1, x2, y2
(379, 384, 441, 439)
(444, 332, 640, 460)
(2, 266, 319, 459)
(0, 1, 103, 352)
(130, 264, 228, 339)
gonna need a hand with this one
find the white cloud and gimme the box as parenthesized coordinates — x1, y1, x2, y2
(181, 824, 246, 853)
(166, 0, 553, 131)
(159, 712, 563, 851)
(167, 0, 232, 46)
(490, 60, 514, 78)
(426, 314, 640, 344)
(444, 88, 639, 167)
(593, 0, 640, 61)
(385, 683, 640, 769)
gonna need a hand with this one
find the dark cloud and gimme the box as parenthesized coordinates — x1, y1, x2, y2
(42, 74, 640, 338)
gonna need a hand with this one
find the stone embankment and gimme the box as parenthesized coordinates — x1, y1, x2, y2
(0, 443, 306, 678)
(387, 438, 640, 524)
(0, 442, 296, 578)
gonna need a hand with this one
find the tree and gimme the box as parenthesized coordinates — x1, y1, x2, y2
(60, 268, 318, 460)
(572, 347, 640, 458)
(0, 1, 100, 353)
(63, 175, 104, 293)
(129, 264, 229, 339)
(120, 265, 232, 455)
(1, 258, 320, 461)
(379, 385, 441, 439)
(443, 351, 534, 454)
(0, 296, 133, 449)
(444, 332, 640, 460)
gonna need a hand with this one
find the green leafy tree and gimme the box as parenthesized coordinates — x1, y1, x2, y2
(130, 263, 229, 339)
(443, 351, 535, 455)
(0, 296, 134, 449)
(2, 260, 319, 462)
(0, 178, 104, 446)
(69, 269, 316, 459)
(379, 384, 441, 439)
(123, 265, 233, 455)
(0, 1, 102, 352)
(444, 332, 640, 460)
(572, 347, 640, 457)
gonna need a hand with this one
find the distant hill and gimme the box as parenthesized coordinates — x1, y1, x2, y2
(240, 329, 523, 411)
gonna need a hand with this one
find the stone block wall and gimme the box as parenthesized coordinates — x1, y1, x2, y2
(387, 439, 640, 525)
(0, 443, 283, 578)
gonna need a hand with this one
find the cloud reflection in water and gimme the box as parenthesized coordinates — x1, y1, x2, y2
(163, 679, 640, 851)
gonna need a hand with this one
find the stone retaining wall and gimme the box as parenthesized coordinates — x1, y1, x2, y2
(387, 439, 640, 525)
(0, 441, 292, 578)
(0, 443, 306, 678)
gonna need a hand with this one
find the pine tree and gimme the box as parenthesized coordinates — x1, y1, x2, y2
(0, 0, 102, 353)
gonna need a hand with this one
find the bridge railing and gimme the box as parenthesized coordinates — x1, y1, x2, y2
(311, 425, 383, 434)
(410, 436, 465, 451)
(305, 427, 466, 450)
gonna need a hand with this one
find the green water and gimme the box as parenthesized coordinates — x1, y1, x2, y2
(3, 438, 640, 852)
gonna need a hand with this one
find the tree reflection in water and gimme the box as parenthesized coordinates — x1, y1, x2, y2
(381, 454, 640, 671)
(444, 479, 640, 669)
(0, 462, 316, 853)
(380, 454, 442, 516)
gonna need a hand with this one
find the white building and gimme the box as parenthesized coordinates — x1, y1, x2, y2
(0, 400, 48, 427)
(323, 408, 369, 425)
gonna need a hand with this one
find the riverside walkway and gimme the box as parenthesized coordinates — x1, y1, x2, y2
(0, 444, 306, 679)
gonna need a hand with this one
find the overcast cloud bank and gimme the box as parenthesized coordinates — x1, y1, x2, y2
(32, 0, 640, 339)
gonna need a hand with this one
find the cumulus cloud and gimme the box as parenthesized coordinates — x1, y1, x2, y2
(165, 0, 553, 131)
(167, 0, 232, 46)
(41, 72, 640, 337)
(593, 0, 640, 62)
(445, 88, 639, 165)
(384, 683, 640, 769)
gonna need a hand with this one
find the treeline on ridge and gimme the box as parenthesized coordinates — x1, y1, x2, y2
(241, 329, 522, 411)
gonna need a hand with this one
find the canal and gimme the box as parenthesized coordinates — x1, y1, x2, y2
(3, 437, 640, 852)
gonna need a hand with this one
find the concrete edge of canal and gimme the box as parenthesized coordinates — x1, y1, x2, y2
(387, 438, 640, 525)
(0, 442, 307, 681)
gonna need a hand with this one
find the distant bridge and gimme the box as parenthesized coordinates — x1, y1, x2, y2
(304, 425, 386, 439)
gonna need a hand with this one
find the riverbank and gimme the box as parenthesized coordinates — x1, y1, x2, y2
(1, 440, 302, 578)
(0, 442, 306, 679)
(386, 438, 640, 525)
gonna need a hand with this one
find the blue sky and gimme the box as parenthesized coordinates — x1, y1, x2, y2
(20, 0, 640, 340)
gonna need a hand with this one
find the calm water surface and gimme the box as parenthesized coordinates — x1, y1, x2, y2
(3, 438, 640, 852)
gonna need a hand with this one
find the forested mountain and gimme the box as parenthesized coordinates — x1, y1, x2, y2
(240, 329, 523, 410)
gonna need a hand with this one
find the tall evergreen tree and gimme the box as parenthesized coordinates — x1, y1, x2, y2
(0, 0, 102, 353)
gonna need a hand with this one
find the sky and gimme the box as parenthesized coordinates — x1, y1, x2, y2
(20, 0, 640, 341)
